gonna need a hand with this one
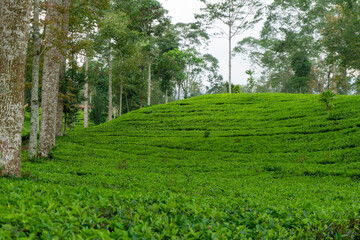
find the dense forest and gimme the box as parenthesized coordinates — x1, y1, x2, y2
(1, 0, 360, 238)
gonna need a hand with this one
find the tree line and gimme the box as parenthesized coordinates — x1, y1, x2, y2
(235, 0, 360, 95)
(0, 0, 225, 177)
(1, 0, 360, 177)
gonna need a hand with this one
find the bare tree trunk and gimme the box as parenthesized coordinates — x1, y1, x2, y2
(0, 0, 31, 176)
(84, 55, 89, 128)
(332, 64, 338, 94)
(38, 0, 63, 158)
(148, 55, 151, 106)
(29, 0, 41, 160)
(344, 68, 348, 95)
(108, 53, 113, 122)
(56, 0, 70, 137)
(228, 26, 232, 94)
(119, 80, 123, 117)
(148, 35, 152, 106)
(178, 84, 181, 100)
(165, 89, 168, 104)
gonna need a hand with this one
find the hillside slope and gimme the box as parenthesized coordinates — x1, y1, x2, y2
(3, 93, 360, 239)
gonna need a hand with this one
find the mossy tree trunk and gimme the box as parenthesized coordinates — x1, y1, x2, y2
(0, 0, 31, 176)
(38, 0, 63, 158)
(28, 0, 41, 160)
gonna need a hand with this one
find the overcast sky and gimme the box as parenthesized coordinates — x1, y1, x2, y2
(158, 0, 273, 86)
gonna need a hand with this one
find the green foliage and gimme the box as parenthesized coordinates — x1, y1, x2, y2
(61, 64, 86, 128)
(9, 93, 360, 238)
(233, 85, 241, 93)
(203, 130, 210, 138)
(319, 90, 336, 114)
(90, 93, 108, 126)
(323, 1, 360, 70)
(291, 51, 312, 78)
(246, 69, 256, 94)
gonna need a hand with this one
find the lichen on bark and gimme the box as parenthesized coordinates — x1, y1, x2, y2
(0, 0, 31, 176)
(38, 0, 63, 158)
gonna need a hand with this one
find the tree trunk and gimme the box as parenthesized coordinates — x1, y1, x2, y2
(178, 84, 181, 100)
(148, 55, 151, 106)
(119, 80, 123, 117)
(165, 89, 168, 104)
(29, 0, 41, 160)
(332, 64, 338, 94)
(38, 0, 63, 158)
(140, 95, 143, 109)
(147, 33, 152, 107)
(84, 55, 89, 128)
(0, 0, 31, 176)
(108, 53, 112, 122)
(344, 68, 348, 95)
(228, 27, 232, 94)
(56, 0, 70, 137)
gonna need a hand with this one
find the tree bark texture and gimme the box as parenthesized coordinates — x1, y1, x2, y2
(165, 89, 168, 104)
(148, 34, 152, 106)
(28, 0, 41, 159)
(178, 84, 181, 101)
(148, 55, 151, 106)
(119, 80, 123, 117)
(84, 55, 89, 128)
(228, 26, 232, 94)
(332, 64, 338, 94)
(0, 0, 31, 176)
(38, 0, 63, 158)
(56, 0, 70, 137)
(108, 54, 113, 122)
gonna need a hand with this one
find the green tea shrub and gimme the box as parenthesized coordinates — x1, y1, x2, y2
(7, 93, 360, 238)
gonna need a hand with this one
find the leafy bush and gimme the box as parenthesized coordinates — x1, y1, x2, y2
(6, 93, 360, 238)
(319, 90, 336, 114)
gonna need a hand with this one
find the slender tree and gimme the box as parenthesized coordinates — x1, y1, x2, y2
(0, 0, 31, 176)
(38, 0, 63, 158)
(196, 0, 262, 94)
(56, 0, 70, 136)
(28, 0, 41, 159)
(133, 0, 167, 106)
(84, 54, 89, 127)
(108, 52, 113, 122)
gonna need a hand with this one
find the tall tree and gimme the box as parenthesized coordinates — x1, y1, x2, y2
(28, 0, 41, 159)
(84, 53, 90, 127)
(196, 0, 263, 94)
(38, 0, 63, 158)
(56, 0, 70, 136)
(323, 1, 360, 94)
(0, 0, 31, 176)
(133, 0, 167, 106)
(108, 52, 113, 121)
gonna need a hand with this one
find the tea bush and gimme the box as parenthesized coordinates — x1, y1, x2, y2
(2, 93, 360, 239)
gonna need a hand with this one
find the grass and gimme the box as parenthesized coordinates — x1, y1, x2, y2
(2, 93, 360, 239)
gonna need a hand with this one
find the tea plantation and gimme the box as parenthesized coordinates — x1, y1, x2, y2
(2, 93, 360, 239)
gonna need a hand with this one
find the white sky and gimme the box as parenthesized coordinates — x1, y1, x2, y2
(159, 0, 273, 86)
